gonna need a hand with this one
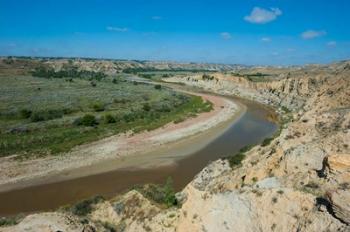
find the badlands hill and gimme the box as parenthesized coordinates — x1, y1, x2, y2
(0, 57, 246, 76)
(1, 59, 350, 232)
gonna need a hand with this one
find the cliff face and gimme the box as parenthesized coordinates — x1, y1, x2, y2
(3, 62, 350, 232)
(161, 61, 350, 231)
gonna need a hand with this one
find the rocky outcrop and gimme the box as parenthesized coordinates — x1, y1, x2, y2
(327, 190, 350, 225)
(166, 61, 350, 231)
(326, 154, 350, 174)
(90, 190, 179, 232)
(0, 212, 89, 232)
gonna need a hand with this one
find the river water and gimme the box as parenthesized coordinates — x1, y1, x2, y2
(0, 93, 277, 216)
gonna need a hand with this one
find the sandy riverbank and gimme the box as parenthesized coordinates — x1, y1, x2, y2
(0, 91, 245, 192)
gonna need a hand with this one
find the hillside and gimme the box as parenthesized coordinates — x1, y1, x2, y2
(0, 57, 247, 76)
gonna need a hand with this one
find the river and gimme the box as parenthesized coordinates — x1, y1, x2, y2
(0, 85, 277, 216)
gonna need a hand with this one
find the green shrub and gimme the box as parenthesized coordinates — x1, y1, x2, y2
(92, 103, 105, 112)
(46, 109, 64, 119)
(154, 84, 162, 90)
(140, 74, 153, 79)
(143, 103, 151, 111)
(90, 81, 97, 87)
(70, 195, 104, 216)
(202, 74, 215, 81)
(122, 112, 137, 122)
(75, 114, 98, 127)
(30, 109, 64, 122)
(135, 177, 177, 207)
(226, 145, 253, 168)
(228, 153, 245, 167)
(261, 137, 273, 147)
(174, 117, 185, 124)
(281, 106, 291, 113)
(19, 109, 32, 119)
(104, 114, 116, 124)
(272, 197, 278, 204)
(154, 103, 171, 112)
(30, 112, 46, 122)
(102, 221, 117, 232)
(0, 216, 21, 227)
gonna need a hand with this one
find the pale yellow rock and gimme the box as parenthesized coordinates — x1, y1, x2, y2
(326, 154, 350, 173)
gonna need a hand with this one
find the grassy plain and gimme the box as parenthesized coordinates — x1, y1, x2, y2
(0, 75, 212, 158)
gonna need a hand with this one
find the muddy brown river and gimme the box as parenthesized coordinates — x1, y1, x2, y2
(0, 89, 277, 216)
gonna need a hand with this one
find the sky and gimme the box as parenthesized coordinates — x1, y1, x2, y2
(0, 0, 349, 65)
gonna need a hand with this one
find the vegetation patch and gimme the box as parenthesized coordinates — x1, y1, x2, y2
(202, 74, 215, 81)
(133, 177, 177, 208)
(68, 195, 105, 216)
(0, 75, 212, 158)
(74, 114, 99, 127)
(226, 145, 253, 168)
(0, 215, 23, 227)
(31, 66, 107, 81)
(261, 137, 274, 147)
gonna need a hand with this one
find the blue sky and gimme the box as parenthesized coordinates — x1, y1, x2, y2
(0, 0, 349, 65)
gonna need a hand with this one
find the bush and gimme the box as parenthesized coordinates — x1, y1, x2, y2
(30, 112, 46, 122)
(261, 137, 273, 147)
(202, 74, 214, 81)
(30, 109, 64, 122)
(0, 215, 22, 227)
(102, 222, 117, 232)
(135, 177, 177, 207)
(140, 74, 153, 79)
(281, 106, 291, 113)
(75, 114, 98, 127)
(19, 109, 32, 119)
(174, 117, 185, 124)
(92, 103, 105, 112)
(143, 103, 151, 111)
(90, 81, 97, 87)
(122, 112, 137, 122)
(70, 195, 104, 216)
(226, 145, 253, 168)
(154, 84, 162, 90)
(104, 114, 116, 124)
(228, 153, 245, 167)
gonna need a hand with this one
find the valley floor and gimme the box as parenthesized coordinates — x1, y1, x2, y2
(0, 90, 242, 192)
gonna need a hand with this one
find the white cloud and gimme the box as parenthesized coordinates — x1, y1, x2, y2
(106, 26, 128, 32)
(244, 7, 282, 24)
(301, 30, 326, 39)
(152, 16, 162, 20)
(261, 37, 271, 42)
(220, 32, 232, 40)
(327, 41, 337, 47)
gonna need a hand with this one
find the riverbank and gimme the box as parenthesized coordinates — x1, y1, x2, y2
(0, 91, 244, 192)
